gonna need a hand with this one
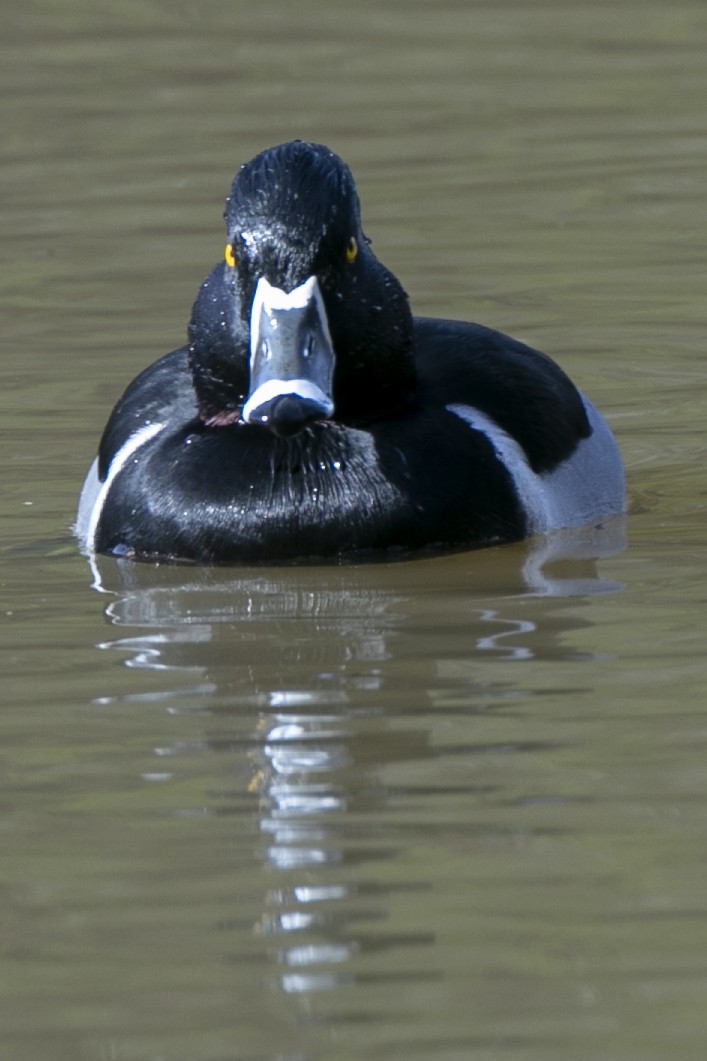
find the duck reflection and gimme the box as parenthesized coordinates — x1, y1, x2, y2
(88, 521, 624, 1002)
(247, 706, 436, 997)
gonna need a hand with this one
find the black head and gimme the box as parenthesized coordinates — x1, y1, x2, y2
(225, 141, 360, 293)
(188, 141, 415, 432)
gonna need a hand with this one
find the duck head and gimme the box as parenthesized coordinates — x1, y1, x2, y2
(187, 141, 415, 435)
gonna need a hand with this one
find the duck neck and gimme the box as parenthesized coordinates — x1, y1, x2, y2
(330, 263, 417, 423)
(187, 264, 249, 425)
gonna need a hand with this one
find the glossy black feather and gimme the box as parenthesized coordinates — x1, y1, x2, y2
(82, 141, 620, 564)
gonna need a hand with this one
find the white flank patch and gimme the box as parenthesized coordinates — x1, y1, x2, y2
(447, 396, 624, 534)
(75, 421, 166, 554)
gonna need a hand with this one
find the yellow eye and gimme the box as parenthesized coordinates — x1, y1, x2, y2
(345, 236, 358, 263)
(224, 243, 236, 268)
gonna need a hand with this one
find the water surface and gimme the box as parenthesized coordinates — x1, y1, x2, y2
(2, 2, 707, 1059)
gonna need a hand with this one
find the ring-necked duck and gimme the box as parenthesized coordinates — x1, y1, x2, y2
(76, 140, 624, 564)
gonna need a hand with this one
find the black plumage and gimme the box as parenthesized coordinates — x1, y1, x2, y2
(79, 141, 621, 564)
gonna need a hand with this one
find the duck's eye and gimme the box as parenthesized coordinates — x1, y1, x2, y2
(224, 243, 236, 268)
(345, 236, 358, 263)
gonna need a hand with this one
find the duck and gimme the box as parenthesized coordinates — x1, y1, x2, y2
(75, 140, 624, 564)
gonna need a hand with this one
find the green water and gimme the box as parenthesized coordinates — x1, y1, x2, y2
(2, 2, 707, 1059)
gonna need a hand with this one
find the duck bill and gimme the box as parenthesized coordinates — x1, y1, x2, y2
(242, 275, 336, 437)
